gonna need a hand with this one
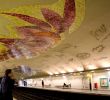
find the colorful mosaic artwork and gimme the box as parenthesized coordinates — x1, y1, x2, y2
(0, 0, 85, 61)
(76, 53, 91, 60)
(92, 45, 105, 53)
(90, 24, 110, 42)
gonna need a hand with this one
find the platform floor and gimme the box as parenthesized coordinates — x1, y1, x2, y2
(31, 87, 110, 96)
(13, 87, 110, 100)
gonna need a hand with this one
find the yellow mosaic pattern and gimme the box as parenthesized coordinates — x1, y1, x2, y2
(0, 0, 85, 55)
(0, 0, 85, 38)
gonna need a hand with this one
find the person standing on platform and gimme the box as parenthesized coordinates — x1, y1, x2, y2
(89, 78, 92, 91)
(42, 80, 44, 88)
(1, 69, 15, 100)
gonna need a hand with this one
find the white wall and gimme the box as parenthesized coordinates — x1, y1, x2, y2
(92, 71, 110, 90)
(82, 77, 90, 89)
(68, 75, 83, 89)
(22, 71, 110, 91)
(25, 75, 84, 89)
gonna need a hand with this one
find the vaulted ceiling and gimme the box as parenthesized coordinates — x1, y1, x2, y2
(0, 0, 110, 79)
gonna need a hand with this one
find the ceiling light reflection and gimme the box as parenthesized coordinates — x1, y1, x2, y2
(60, 70, 66, 74)
(88, 64, 96, 70)
(106, 69, 110, 71)
(47, 72, 53, 75)
(100, 61, 110, 68)
(62, 75, 66, 79)
(54, 72, 59, 74)
(66, 68, 74, 73)
(91, 71, 95, 73)
(76, 67, 84, 71)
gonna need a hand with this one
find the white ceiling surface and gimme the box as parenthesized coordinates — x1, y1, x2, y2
(0, 0, 110, 77)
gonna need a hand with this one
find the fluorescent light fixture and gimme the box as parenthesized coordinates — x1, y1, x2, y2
(54, 72, 59, 74)
(91, 71, 95, 73)
(55, 74, 58, 76)
(62, 75, 66, 79)
(47, 72, 53, 75)
(106, 69, 110, 71)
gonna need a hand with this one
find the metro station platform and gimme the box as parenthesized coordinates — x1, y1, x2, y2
(30, 87, 110, 96)
(13, 87, 110, 100)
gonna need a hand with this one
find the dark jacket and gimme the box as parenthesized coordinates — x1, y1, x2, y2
(0, 83, 2, 99)
(1, 76, 15, 100)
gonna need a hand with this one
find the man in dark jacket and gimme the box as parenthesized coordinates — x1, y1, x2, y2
(1, 69, 15, 100)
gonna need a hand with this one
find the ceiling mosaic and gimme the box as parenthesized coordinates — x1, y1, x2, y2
(0, 0, 85, 61)
(0, 0, 109, 78)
